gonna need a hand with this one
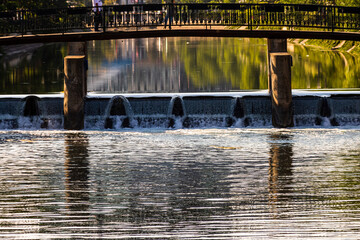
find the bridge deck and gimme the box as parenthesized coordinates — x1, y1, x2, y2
(2, 26, 360, 45)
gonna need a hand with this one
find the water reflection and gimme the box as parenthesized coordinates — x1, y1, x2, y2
(64, 133, 90, 213)
(88, 38, 185, 93)
(2, 38, 360, 94)
(1, 130, 360, 238)
(87, 145, 234, 236)
(87, 38, 360, 92)
(268, 133, 293, 214)
(289, 43, 360, 89)
(0, 43, 65, 94)
(87, 38, 268, 93)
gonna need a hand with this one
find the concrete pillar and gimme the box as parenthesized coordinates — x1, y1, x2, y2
(270, 52, 294, 128)
(64, 55, 86, 130)
(268, 39, 287, 92)
(68, 42, 87, 96)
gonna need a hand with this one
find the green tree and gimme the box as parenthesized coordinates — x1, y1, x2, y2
(0, 0, 68, 11)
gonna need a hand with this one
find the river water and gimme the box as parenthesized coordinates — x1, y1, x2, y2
(0, 38, 360, 239)
(0, 128, 360, 239)
(1, 37, 360, 93)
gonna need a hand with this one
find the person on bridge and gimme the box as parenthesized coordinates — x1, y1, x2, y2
(164, 0, 175, 30)
(92, 0, 103, 31)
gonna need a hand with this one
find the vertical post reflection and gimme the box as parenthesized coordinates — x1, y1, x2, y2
(268, 133, 293, 214)
(64, 133, 90, 213)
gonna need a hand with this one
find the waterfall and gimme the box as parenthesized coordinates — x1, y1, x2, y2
(0, 93, 360, 130)
(128, 96, 172, 128)
(103, 96, 131, 129)
(241, 96, 272, 127)
(329, 95, 360, 126)
(181, 96, 236, 128)
(293, 96, 322, 126)
(168, 96, 184, 128)
(37, 97, 63, 129)
(0, 98, 22, 129)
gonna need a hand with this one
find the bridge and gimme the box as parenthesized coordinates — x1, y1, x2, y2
(1, 3, 360, 44)
(1, 3, 360, 129)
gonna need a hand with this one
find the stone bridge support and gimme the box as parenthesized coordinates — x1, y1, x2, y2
(268, 39, 293, 128)
(64, 42, 87, 130)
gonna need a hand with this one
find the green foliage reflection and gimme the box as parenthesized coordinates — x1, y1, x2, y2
(164, 37, 360, 90)
(165, 38, 269, 90)
(290, 43, 360, 89)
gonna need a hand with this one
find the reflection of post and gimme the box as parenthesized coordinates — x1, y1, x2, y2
(268, 134, 293, 209)
(64, 133, 89, 212)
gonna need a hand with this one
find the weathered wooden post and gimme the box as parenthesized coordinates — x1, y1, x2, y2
(268, 39, 287, 93)
(64, 55, 85, 130)
(270, 52, 294, 128)
(67, 42, 87, 96)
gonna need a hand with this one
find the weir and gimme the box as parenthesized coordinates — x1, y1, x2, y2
(62, 38, 293, 129)
(1, 92, 360, 130)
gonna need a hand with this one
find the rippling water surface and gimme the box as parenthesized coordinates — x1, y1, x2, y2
(0, 128, 360, 239)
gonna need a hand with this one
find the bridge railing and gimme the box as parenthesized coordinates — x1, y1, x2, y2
(1, 3, 360, 35)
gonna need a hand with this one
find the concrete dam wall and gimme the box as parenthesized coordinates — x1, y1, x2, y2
(0, 92, 359, 129)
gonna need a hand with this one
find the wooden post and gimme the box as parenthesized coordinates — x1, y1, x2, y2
(64, 55, 85, 130)
(68, 42, 87, 96)
(268, 39, 287, 93)
(67, 42, 87, 55)
(270, 52, 294, 128)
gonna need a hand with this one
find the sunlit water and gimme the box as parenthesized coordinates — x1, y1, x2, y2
(1, 128, 359, 239)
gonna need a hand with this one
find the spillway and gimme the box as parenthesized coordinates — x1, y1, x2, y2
(1, 91, 359, 130)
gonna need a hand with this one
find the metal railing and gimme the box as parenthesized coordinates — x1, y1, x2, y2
(1, 3, 360, 35)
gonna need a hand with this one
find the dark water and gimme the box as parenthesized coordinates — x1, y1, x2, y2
(1, 38, 360, 94)
(0, 129, 360, 239)
(0, 44, 65, 94)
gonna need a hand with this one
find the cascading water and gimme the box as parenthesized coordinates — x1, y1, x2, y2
(18, 96, 41, 129)
(182, 96, 237, 128)
(103, 95, 132, 129)
(1, 93, 360, 130)
(329, 95, 360, 126)
(84, 97, 109, 129)
(0, 96, 63, 129)
(241, 96, 272, 127)
(293, 96, 323, 126)
(128, 97, 172, 128)
(0, 98, 22, 129)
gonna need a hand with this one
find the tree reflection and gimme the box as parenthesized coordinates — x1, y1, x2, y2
(167, 37, 269, 91)
(87, 37, 360, 93)
(2, 38, 360, 94)
(290, 43, 360, 89)
(0, 43, 66, 94)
